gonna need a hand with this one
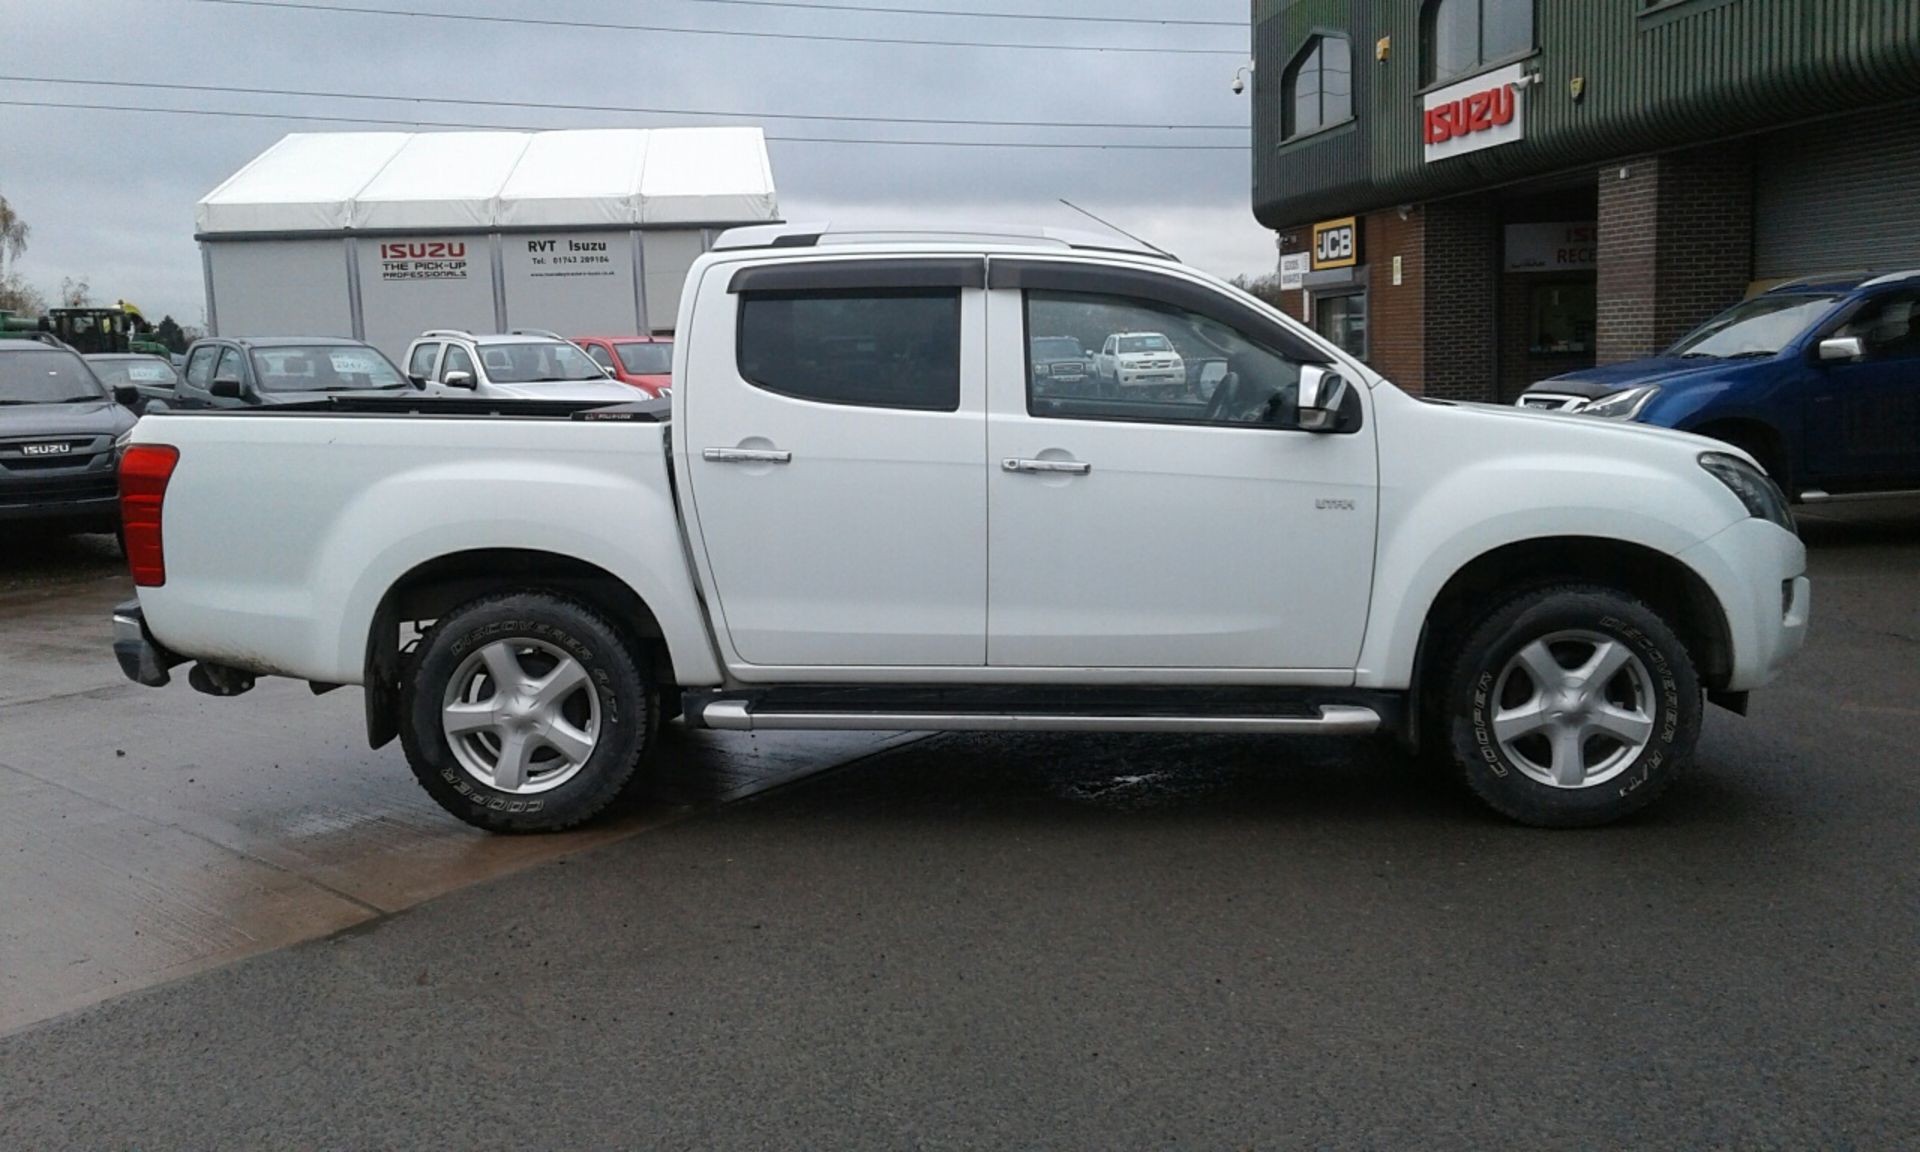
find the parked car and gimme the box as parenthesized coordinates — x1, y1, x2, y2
(1095, 331, 1187, 391)
(0, 342, 134, 536)
(404, 329, 637, 403)
(112, 223, 1807, 835)
(1030, 336, 1096, 394)
(1516, 271, 1920, 502)
(85, 353, 181, 408)
(571, 336, 674, 398)
(175, 337, 412, 409)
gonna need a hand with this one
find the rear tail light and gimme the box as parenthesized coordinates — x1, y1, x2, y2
(119, 444, 179, 587)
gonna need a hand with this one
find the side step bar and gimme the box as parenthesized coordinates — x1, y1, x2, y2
(697, 700, 1381, 736)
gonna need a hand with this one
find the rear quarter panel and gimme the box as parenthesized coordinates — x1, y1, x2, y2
(130, 413, 721, 686)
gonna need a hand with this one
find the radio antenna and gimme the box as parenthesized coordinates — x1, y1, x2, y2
(1058, 199, 1178, 261)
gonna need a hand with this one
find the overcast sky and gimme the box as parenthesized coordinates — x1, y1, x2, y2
(0, 0, 1265, 326)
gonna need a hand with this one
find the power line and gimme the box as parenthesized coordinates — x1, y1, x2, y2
(629, 0, 1242, 28)
(0, 74, 1244, 132)
(0, 97, 1247, 150)
(177, 0, 1246, 56)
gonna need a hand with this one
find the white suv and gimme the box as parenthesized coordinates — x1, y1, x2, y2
(1097, 331, 1187, 391)
(403, 330, 637, 403)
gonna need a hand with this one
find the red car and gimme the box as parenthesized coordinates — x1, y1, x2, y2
(571, 336, 674, 398)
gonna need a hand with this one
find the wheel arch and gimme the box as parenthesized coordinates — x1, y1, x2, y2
(1685, 416, 1793, 490)
(362, 548, 676, 749)
(1403, 536, 1733, 749)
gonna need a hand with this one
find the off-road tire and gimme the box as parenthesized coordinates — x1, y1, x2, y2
(1444, 584, 1701, 828)
(400, 592, 657, 833)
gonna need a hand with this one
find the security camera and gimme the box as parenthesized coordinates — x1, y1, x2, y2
(1231, 75, 1246, 95)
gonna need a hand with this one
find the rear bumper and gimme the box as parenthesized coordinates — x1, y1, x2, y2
(111, 601, 185, 687)
(1677, 519, 1810, 692)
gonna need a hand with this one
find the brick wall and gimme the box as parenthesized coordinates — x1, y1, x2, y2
(1597, 144, 1754, 362)
(1364, 207, 1425, 392)
(1421, 197, 1498, 401)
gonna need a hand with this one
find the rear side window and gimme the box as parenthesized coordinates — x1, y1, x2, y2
(737, 290, 961, 412)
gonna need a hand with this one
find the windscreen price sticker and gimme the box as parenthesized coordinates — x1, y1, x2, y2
(525, 237, 615, 279)
(379, 240, 470, 282)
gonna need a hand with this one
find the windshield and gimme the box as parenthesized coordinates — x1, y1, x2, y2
(614, 342, 673, 376)
(1032, 338, 1085, 360)
(480, 341, 606, 383)
(1119, 335, 1172, 354)
(251, 346, 407, 392)
(87, 357, 179, 388)
(1670, 294, 1840, 359)
(0, 349, 105, 405)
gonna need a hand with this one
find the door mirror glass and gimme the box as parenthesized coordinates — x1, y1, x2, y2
(443, 369, 477, 390)
(1818, 335, 1865, 363)
(210, 374, 244, 399)
(1196, 359, 1231, 399)
(1297, 364, 1350, 432)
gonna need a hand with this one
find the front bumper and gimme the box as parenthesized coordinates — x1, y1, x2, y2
(112, 600, 185, 687)
(1677, 519, 1810, 692)
(0, 490, 118, 525)
(1116, 368, 1186, 387)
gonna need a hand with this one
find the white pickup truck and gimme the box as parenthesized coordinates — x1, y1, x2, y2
(111, 225, 1810, 832)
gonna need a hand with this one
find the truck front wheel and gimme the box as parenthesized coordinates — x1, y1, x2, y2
(1443, 585, 1701, 828)
(399, 592, 657, 833)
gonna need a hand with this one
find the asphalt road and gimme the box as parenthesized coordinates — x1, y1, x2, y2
(2, 508, 1917, 1149)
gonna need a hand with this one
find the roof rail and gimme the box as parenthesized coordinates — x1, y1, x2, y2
(507, 328, 568, 341)
(420, 329, 473, 340)
(711, 221, 1177, 261)
(1765, 270, 1871, 291)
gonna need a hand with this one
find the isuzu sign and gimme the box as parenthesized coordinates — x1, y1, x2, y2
(378, 240, 470, 282)
(1423, 63, 1527, 163)
(1311, 217, 1359, 271)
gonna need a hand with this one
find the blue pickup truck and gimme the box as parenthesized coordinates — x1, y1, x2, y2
(1517, 272, 1920, 503)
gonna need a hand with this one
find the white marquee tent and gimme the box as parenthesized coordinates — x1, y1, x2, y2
(195, 128, 780, 357)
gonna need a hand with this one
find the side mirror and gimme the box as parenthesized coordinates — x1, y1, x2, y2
(1296, 364, 1350, 433)
(1818, 335, 1864, 363)
(112, 384, 142, 410)
(443, 370, 476, 390)
(210, 374, 244, 399)
(407, 373, 427, 388)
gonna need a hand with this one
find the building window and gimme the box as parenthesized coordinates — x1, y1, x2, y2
(1529, 282, 1595, 355)
(1422, 0, 1533, 86)
(1283, 34, 1353, 139)
(1313, 290, 1369, 360)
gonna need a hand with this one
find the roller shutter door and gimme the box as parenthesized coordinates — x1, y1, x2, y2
(1755, 104, 1920, 279)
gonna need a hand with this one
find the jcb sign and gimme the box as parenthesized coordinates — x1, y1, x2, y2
(1312, 217, 1358, 270)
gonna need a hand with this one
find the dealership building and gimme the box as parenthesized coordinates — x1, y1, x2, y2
(1252, 0, 1920, 400)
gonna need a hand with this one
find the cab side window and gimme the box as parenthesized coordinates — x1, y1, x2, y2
(584, 343, 616, 371)
(407, 342, 440, 381)
(1026, 289, 1305, 429)
(1839, 292, 1920, 362)
(737, 290, 961, 412)
(184, 346, 218, 389)
(442, 346, 475, 379)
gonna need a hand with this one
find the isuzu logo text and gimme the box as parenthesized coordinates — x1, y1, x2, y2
(21, 443, 71, 456)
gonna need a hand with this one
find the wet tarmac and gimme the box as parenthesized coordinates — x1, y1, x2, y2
(1, 504, 1916, 1146)
(0, 544, 913, 1033)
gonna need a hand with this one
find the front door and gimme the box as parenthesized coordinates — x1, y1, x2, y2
(683, 257, 989, 669)
(1806, 288, 1920, 491)
(985, 262, 1378, 671)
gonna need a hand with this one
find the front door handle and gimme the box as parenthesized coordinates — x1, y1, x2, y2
(704, 448, 793, 465)
(1003, 458, 1091, 475)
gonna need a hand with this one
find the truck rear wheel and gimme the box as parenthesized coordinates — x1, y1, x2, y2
(1444, 585, 1701, 828)
(399, 592, 657, 833)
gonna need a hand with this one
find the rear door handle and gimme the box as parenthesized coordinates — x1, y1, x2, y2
(1003, 458, 1091, 475)
(704, 448, 793, 465)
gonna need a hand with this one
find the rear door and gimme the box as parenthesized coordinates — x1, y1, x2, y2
(984, 260, 1378, 672)
(682, 257, 989, 670)
(1806, 288, 1920, 490)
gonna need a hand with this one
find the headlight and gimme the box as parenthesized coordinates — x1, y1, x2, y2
(1581, 384, 1660, 420)
(1034, 363, 1051, 376)
(113, 428, 134, 463)
(1700, 451, 1795, 533)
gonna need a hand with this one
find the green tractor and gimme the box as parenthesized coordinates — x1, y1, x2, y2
(45, 302, 171, 356)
